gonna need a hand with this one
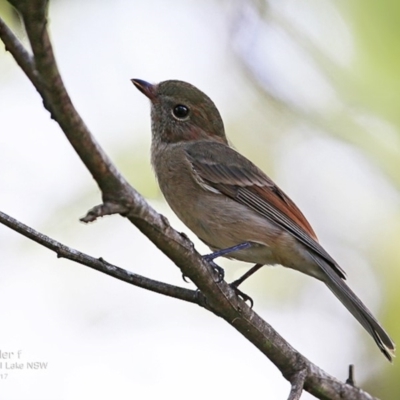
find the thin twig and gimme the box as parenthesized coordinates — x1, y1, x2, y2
(0, 16, 39, 88)
(346, 364, 356, 387)
(0, 210, 200, 304)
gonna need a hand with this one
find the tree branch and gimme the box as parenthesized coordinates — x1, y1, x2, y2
(0, 210, 200, 305)
(0, 15, 38, 87)
(0, 3, 380, 399)
(288, 368, 307, 400)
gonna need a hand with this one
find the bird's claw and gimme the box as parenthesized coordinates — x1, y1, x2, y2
(212, 264, 225, 282)
(203, 255, 225, 282)
(202, 254, 253, 306)
(182, 274, 191, 283)
(230, 284, 254, 308)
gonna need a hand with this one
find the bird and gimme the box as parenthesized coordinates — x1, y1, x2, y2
(131, 78, 395, 361)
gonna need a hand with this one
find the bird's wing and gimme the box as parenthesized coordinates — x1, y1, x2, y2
(185, 141, 346, 279)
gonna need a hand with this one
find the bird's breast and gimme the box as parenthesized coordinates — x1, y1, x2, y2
(151, 143, 285, 265)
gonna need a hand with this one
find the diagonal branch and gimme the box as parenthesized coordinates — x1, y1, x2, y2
(0, 16, 38, 87)
(0, 3, 380, 399)
(0, 210, 200, 305)
(6, 0, 135, 210)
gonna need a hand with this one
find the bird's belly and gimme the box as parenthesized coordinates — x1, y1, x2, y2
(157, 161, 323, 279)
(164, 185, 282, 265)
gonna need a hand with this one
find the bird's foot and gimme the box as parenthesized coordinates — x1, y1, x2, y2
(202, 254, 225, 282)
(202, 242, 252, 282)
(230, 283, 254, 308)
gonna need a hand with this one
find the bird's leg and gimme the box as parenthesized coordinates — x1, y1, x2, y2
(203, 243, 258, 307)
(229, 264, 264, 308)
(231, 263, 264, 288)
(204, 241, 252, 260)
(202, 242, 252, 282)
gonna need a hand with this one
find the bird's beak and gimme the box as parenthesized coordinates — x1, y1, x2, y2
(131, 79, 157, 101)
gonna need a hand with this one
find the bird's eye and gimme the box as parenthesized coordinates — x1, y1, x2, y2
(172, 104, 190, 120)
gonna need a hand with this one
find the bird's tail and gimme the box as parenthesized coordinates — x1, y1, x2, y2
(313, 256, 395, 361)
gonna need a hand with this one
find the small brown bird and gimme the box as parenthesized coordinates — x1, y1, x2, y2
(132, 78, 395, 361)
